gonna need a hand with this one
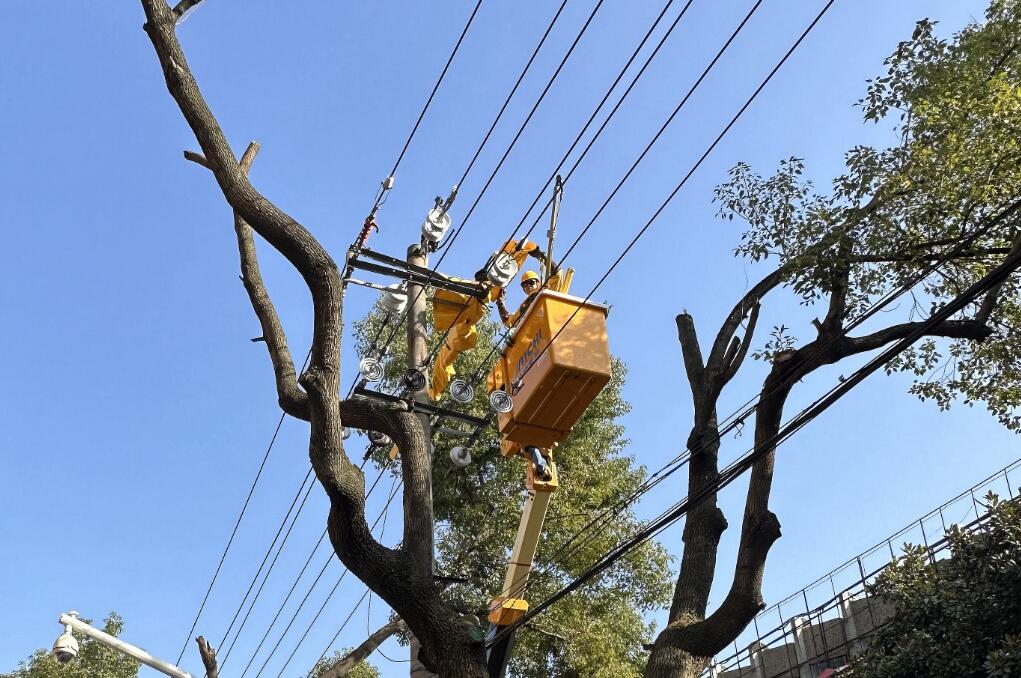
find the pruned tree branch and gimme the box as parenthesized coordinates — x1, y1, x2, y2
(185, 143, 310, 419)
(196, 636, 218, 678)
(140, 4, 482, 674)
(172, 0, 204, 18)
(316, 618, 407, 678)
(976, 231, 1021, 324)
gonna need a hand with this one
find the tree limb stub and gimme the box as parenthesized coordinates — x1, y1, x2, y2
(317, 618, 407, 678)
(140, 4, 480, 674)
(196, 637, 219, 678)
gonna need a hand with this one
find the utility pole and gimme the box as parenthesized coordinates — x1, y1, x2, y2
(406, 242, 437, 678)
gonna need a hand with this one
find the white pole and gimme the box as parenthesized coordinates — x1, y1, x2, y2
(58, 613, 194, 678)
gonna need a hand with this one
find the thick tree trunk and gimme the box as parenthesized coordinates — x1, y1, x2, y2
(644, 641, 710, 678)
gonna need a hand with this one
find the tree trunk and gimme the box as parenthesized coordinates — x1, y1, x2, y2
(644, 642, 710, 678)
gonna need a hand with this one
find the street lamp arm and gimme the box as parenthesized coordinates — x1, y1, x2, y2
(57, 613, 195, 678)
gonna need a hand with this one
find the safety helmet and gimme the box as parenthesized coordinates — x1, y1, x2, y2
(521, 270, 540, 285)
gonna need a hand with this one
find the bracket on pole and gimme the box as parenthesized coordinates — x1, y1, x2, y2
(354, 386, 489, 429)
(347, 247, 487, 298)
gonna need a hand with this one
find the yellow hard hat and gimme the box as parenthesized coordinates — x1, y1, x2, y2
(521, 270, 540, 284)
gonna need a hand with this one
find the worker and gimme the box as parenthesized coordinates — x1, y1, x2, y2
(496, 270, 542, 328)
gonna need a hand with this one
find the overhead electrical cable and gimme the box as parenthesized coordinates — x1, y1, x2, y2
(473, 0, 840, 615)
(175, 349, 312, 664)
(537, 186, 1021, 578)
(238, 528, 329, 678)
(455, 0, 571, 190)
(364, 0, 485, 220)
(218, 470, 319, 667)
(424, 0, 700, 367)
(249, 472, 401, 677)
(373, 0, 609, 366)
(271, 476, 403, 678)
(238, 461, 389, 677)
(490, 225, 1021, 645)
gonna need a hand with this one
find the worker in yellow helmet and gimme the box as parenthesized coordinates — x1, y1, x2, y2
(496, 270, 542, 328)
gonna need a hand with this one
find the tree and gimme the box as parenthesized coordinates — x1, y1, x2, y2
(138, 1, 499, 674)
(1, 613, 138, 678)
(309, 647, 383, 678)
(646, 2, 1021, 675)
(352, 306, 672, 677)
(851, 495, 1021, 678)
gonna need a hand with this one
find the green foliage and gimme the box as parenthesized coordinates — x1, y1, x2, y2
(1, 614, 138, 678)
(714, 0, 1021, 430)
(352, 300, 673, 677)
(307, 649, 381, 678)
(852, 495, 1021, 678)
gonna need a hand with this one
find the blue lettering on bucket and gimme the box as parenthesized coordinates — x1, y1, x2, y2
(512, 328, 543, 383)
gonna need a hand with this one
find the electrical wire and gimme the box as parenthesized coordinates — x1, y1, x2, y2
(364, 0, 485, 220)
(240, 463, 391, 677)
(371, 0, 609, 369)
(219, 470, 318, 668)
(175, 349, 312, 664)
(424, 0, 752, 373)
(490, 243, 1021, 646)
(238, 528, 329, 678)
(454, 0, 571, 191)
(273, 476, 403, 677)
(489, 193, 1021, 648)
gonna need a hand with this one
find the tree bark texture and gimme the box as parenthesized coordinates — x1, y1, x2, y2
(647, 256, 992, 676)
(139, 2, 486, 675)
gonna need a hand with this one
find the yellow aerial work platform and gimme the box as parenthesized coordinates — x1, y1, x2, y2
(488, 289, 611, 451)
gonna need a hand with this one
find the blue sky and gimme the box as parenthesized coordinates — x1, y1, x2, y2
(2, 1, 1017, 676)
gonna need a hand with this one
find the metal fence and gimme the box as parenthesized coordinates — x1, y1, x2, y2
(700, 456, 1021, 678)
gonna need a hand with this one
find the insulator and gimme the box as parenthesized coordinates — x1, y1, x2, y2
(404, 369, 427, 392)
(449, 446, 472, 468)
(449, 378, 474, 404)
(489, 390, 513, 413)
(358, 357, 384, 382)
(381, 284, 407, 314)
(368, 430, 392, 447)
(486, 252, 519, 288)
(421, 207, 452, 243)
(342, 427, 351, 440)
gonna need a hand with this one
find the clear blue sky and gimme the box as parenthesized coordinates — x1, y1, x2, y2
(2, 1, 1016, 677)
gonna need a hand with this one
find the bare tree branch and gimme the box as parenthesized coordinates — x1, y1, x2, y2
(186, 143, 310, 419)
(316, 618, 407, 678)
(139, 4, 482, 674)
(976, 232, 1021, 324)
(196, 636, 218, 678)
(172, 0, 204, 18)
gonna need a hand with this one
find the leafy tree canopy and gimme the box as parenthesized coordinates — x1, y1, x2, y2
(852, 495, 1021, 678)
(308, 648, 381, 678)
(1, 613, 139, 678)
(714, 0, 1021, 429)
(353, 302, 673, 677)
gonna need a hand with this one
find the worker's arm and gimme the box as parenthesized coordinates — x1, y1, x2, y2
(495, 289, 514, 327)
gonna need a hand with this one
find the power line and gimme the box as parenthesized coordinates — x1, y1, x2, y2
(175, 352, 306, 665)
(490, 188, 1021, 648)
(248, 470, 400, 677)
(474, 0, 838, 620)
(455, 0, 571, 190)
(217, 469, 316, 660)
(365, 0, 485, 219)
(238, 528, 329, 678)
(274, 476, 403, 677)
(372, 0, 609, 367)
(425, 0, 698, 369)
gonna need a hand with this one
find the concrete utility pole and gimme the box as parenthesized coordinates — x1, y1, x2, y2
(406, 243, 437, 678)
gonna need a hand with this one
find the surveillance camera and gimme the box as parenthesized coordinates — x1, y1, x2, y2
(52, 630, 79, 664)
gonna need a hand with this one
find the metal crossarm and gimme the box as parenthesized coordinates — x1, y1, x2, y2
(348, 248, 487, 298)
(353, 386, 489, 428)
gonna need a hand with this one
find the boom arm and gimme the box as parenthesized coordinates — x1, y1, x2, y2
(485, 458, 558, 678)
